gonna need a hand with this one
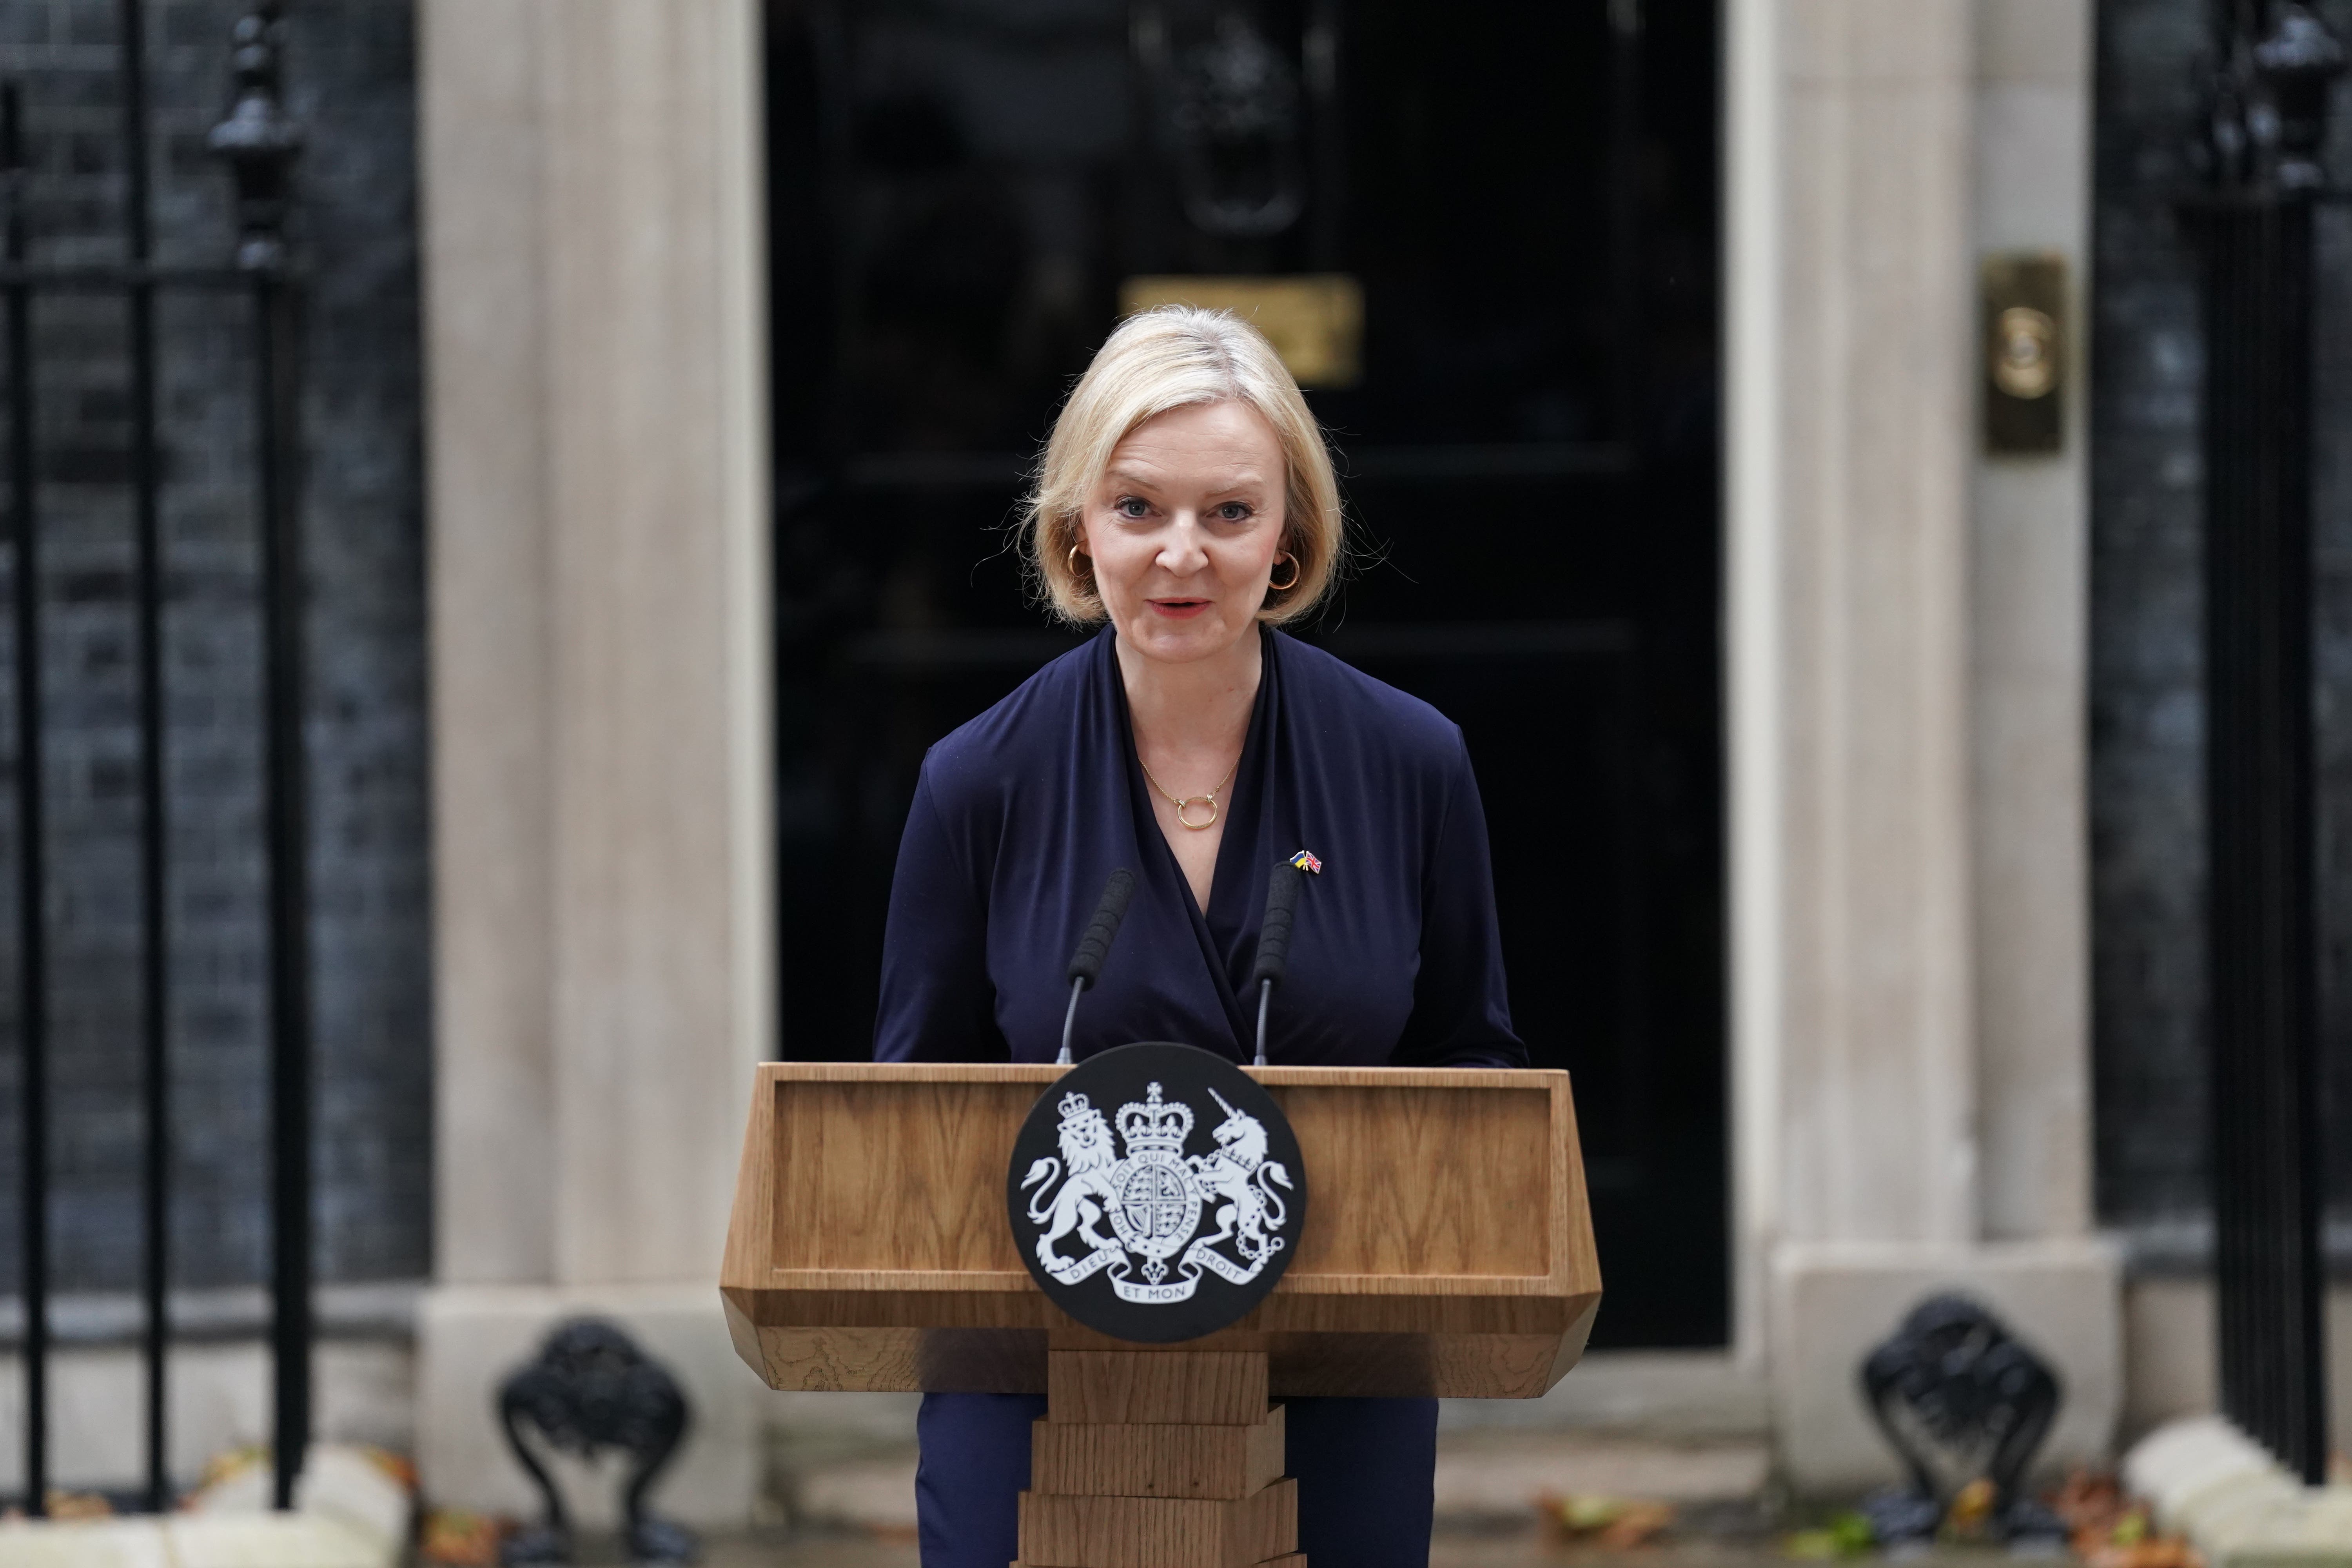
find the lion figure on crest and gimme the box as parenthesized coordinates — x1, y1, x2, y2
(1020, 1093, 1122, 1274)
(1189, 1087, 1292, 1263)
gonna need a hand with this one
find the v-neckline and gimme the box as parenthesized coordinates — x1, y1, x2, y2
(1111, 627, 1277, 1054)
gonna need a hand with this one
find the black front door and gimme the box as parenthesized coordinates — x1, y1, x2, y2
(766, 0, 1724, 1347)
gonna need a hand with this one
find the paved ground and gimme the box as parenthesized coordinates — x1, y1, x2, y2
(697, 1538, 915, 1568)
(463, 1443, 2005, 1568)
(778, 1432, 1775, 1538)
(686, 1528, 1785, 1567)
(684, 1429, 1786, 1568)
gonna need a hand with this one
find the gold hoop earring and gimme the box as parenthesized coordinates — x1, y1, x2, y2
(1068, 543, 1087, 579)
(1268, 552, 1300, 592)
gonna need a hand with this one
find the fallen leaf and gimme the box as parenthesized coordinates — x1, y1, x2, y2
(45, 1490, 111, 1522)
(1597, 1501, 1676, 1549)
(419, 1507, 512, 1568)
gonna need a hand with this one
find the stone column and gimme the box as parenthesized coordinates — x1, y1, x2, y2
(1727, 0, 2118, 1491)
(1969, 0, 2095, 1249)
(416, 0, 775, 1526)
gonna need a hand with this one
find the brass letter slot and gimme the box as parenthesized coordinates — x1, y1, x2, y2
(1120, 274, 1365, 389)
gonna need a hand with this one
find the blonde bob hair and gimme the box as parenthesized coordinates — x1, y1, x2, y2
(1026, 305, 1343, 626)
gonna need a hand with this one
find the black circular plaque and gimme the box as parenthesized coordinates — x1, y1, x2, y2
(1006, 1041, 1309, 1343)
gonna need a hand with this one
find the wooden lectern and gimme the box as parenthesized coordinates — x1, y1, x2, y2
(722, 1063, 1601, 1567)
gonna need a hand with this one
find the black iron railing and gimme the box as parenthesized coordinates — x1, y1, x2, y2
(3, 0, 310, 1515)
(2190, 0, 2345, 1483)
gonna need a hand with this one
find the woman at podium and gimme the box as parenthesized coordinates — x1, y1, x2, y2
(875, 306, 1526, 1568)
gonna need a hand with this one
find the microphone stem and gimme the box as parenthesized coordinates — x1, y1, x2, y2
(1254, 977, 1273, 1069)
(1058, 976, 1085, 1066)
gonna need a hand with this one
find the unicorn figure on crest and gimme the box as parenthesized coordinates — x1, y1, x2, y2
(1187, 1086, 1294, 1265)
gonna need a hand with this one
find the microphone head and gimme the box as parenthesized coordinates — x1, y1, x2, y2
(1250, 860, 1303, 989)
(1066, 868, 1137, 986)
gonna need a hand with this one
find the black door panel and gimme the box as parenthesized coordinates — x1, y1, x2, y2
(766, 0, 1724, 1347)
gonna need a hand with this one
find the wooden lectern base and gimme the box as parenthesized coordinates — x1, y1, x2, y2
(723, 1063, 1603, 1566)
(1015, 1343, 1303, 1568)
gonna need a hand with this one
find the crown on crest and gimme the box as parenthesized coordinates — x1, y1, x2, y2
(1117, 1082, 1193, 1154)
(1058, 1091, 1094, 1122)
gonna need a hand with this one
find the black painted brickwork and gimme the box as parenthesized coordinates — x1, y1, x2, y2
(0, 0, 427, 1291)
(2091, 0, 2352, 1237)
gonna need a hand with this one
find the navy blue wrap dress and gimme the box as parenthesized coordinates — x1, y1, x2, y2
(874, 623, 1525, 1568)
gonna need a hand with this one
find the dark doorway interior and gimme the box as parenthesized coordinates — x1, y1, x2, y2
(766, 0, 1724, 1347)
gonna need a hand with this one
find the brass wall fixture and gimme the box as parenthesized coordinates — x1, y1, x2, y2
(1981, 253, 2068, 454)
(1120, 274, 1365, 388)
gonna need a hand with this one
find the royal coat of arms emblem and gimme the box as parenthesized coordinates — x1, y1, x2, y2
(1007, 1042, 1307, 1340)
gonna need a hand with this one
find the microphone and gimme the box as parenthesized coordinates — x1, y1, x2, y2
(1248, 861, 1303, 1067)
(1058, 869, 1136, 1065)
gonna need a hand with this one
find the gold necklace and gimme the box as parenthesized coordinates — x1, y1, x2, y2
(1138, 752, 1239, 830)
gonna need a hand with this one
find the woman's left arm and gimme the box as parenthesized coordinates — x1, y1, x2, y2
(1392, 733, 1529, 1069)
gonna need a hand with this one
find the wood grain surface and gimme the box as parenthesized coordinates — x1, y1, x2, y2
(1016, 1556, 1301, 1566)
(1278, 1085, 1549, 1277)
(720, 1062, 1601, 1399)
(1014, 1558, 1303, 1567)
(1047, 1350, 1269, 1425)
(1030, 1405, 1285, 1499)
(714, 1313, 1599, 1397)
(1016, 1478, 1297, 1568)
(773, 1078, 1039, 1272)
